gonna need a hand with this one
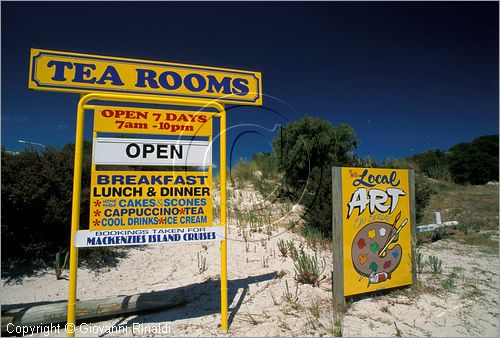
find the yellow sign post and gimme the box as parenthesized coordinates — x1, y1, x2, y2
(66, 93, 229, 336)
(29, 48, 263, 335)
(332, 167, 416, 309)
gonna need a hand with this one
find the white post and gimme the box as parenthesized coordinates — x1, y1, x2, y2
(434, 212, 442, 225)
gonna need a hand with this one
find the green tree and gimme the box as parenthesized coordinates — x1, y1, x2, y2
(273, 116, 359, 236)
(274, 116, 359, 195)
(409, 149, 451, 180)
(448, 135, 499, 185)
(1, 142, 92, 267)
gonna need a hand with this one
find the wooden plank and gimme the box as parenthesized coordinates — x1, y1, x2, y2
(332, 167, 345, 311)
(1, 289, 185, 332)
(409, 169, 418, 287)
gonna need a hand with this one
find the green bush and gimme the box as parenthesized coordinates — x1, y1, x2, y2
(428, 255, 443, 274)
(273, 116, 358, 194)
(409, 149, 449, 177)
(294, 248, 325, 286)
(1, 143, 126, 272)
(415, 175, 435, 224)
(252, 152, 279, 180)
(426, 164, 453, 181)
(1, 146, 88, 264)
(448, 135, 499, 185)
(272, 116, 359, 237)
(301, 167, 335, 238)
(230, 158, 258, 188)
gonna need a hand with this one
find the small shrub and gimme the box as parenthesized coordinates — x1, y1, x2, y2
(230, 159, 258, 188)
(54, 249, 69, 280)
(428, 255, 443, 274)
(294, 248, 325, 286)
(287, 240, 299, 260)
(433, 228, 445, 241)
(302, 225, 325, 250)
(309, 299, 320, 318)
(426, 164, 453, 181)
(197, 252, 207, 274)
(282, 280, 300, 309)
(275, 270, 287, 278)
(277, 239, 288, 257)
(333, 313, 343, 337)
(415, 250, 424, 273)
(442, 272, 457, 292)
(242, 312, 263, 325)
(262, 256, 269, 268)
(270, 290, 281, 305)
(415, 176, 436, 224)
(458, 223, 469, 235)
(394, 322, 402, 337)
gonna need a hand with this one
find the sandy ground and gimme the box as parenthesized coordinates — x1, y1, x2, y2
(343, 237, 500, 337)
(2, 187, 499, 337)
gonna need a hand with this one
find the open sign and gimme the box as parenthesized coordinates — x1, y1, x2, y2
(93, 137, 212, 166)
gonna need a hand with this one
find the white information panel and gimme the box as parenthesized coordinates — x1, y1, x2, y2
(93, 137, 212, 166)
(75, 226, 225, 247)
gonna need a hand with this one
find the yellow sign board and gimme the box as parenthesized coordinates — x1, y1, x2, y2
(341, 167, 412, 296)
(29, 48, 262, 105)
(90, 171, 212, 230)
(94, 105, 213, 136)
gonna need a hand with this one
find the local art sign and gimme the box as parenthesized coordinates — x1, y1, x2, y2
(29, 48, 262, 105)
(335, 167, 414, 297)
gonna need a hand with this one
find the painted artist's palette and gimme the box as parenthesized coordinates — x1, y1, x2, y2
(351, 221, 404, 279)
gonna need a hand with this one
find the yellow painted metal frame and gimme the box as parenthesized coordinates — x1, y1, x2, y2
(67, 93, 228, 336)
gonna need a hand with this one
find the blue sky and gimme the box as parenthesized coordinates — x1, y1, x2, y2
(2, 2, 498, 163)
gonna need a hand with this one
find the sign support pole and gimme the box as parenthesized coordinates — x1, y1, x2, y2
(331, 167, 345, 312)
(67, 93, 226, 336)
(66, 96, 87, 337)
(409, 169, 418, 286)
(220, 106, 228, 332)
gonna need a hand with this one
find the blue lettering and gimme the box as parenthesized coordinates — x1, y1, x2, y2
(73, 63, 97, 84)
(96, 66, 124, 86)
(158, 71, 182, 90)
(150, 175, 163, 185)
(184, 73, 206, 92)
(97, 175, 110, 185)
(135, 69, 159, 88)
(47, 60, 73, 81)
(206, 75, 231, 94)
(353, 169, 401, 188)
(232, 78, 249, 96)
